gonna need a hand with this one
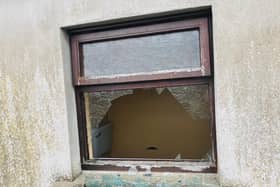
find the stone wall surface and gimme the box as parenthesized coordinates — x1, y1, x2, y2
(0, 0, 279, 187)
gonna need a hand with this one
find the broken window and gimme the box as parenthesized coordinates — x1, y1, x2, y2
(84, 85, 212, 160)
(70, 11, 216, 172)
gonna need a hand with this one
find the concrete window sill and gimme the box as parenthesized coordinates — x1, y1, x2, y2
(54, 171, 219, 187)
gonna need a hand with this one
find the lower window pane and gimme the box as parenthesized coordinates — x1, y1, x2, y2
(83, 84, 212, 160)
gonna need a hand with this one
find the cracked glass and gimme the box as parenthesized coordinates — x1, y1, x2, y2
(84, 84, 212, 160)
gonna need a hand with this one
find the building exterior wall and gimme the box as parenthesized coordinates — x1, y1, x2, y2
(0, 0, 279, 186)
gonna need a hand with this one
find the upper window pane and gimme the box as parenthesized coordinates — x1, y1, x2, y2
(82, 30, 200, 79)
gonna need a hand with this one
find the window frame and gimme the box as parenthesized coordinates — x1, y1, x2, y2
(69, 9, 217, 173)
(71, 18, 210, 86)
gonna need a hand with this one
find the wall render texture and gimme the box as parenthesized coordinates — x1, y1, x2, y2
(0, 0, 279, 186)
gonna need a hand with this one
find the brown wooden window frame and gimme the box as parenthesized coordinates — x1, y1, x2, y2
(71, 18, 210, 86)
(69, 8, 217, 173)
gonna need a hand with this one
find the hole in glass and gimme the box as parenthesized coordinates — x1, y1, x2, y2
(84, 85, 211, 160)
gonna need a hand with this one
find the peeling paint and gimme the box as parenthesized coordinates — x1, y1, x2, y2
(81, 171, 219, 187)
(86, 160, 213, 172)
(85, 68, 202, 80)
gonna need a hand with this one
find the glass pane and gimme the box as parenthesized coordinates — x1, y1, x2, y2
(83, 30, 201, 79)
(84, 84, 212, 160)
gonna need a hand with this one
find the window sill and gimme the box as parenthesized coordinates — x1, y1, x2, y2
(54, 170, 219, 187)
(82, 159, 216, 173)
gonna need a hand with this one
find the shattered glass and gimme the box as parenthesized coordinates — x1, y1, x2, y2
(84, 84, 212, 160)
(85, 90, 133, 128)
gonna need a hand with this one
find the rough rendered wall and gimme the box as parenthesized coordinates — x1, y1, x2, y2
(0, 1, 77, 187)
(214, 1, 280, 186)
(0, 0, 280, 187)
